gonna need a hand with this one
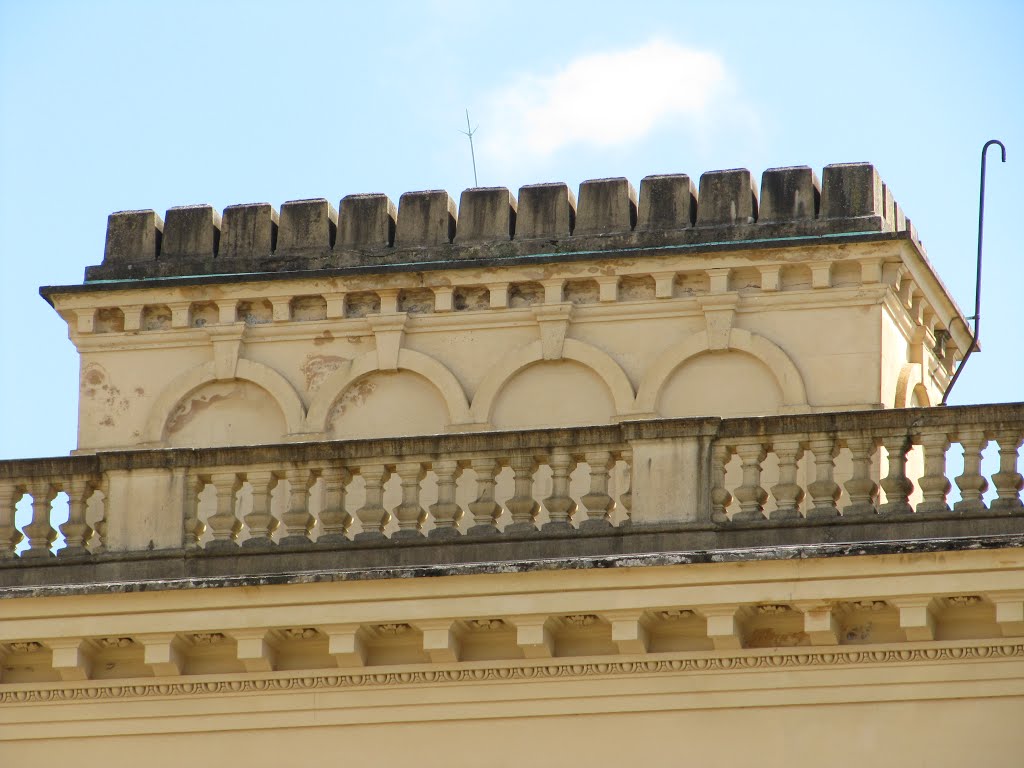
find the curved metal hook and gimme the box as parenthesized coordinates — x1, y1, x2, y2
(941, 139, 1007, 405)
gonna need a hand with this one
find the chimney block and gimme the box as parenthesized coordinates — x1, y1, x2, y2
(759, 167, 820, 222)
(455, 187, 516, 243)
(515, 183, 576, 239)
(161, 204, 221, 259)
(103, 210, 163, 263)
(395, 190, 456, 247)
(575, 177, 637, 235)
(220, 203, 278, 259)
(696, 169, 758, 226)
(821, 163, 884, 219)
(276, 199, 338, 254)
(637, 174, 697, 230)
(339, 193, 396, 249)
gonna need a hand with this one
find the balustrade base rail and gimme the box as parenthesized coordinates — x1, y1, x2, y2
(2, 517, 1022, 598)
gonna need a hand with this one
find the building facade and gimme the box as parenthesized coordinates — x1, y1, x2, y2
(1, 164, 1023, 765)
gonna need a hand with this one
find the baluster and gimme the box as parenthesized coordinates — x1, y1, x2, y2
(769, 440, 804, 520)
(954, 430, 989, 516)
(542, 449, 577, 531)
(279, 467, 316, 545)
(354, 464, 391, 540)
(990, 430, 1024, 514)
(183, 474, 206, 549)
(22, 481, 58, 558)
(843, 435, 879, 517)
(393, 462, 427, 539)
(206, 472, 243, 549)
(732, 443, 768, 522)
(429, 459, 463, 538)
(806, 435, 841, 518)
(505, 455, 540, 533)
(93, 476, 110, 553)
(619, 449, 633, 525)
(580, 450, 615, 529)
(879, 435, 914, 516)
(916, 432, 951, 515)
(710, 444, 733, 523)
(467, 458, 501, 535)
(0, 482, 25, 558)
(243, 469, 280, 547)
(59, 475, 96, 556)
(318, 465, 352, 544)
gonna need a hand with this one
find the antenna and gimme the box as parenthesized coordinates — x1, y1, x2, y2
(460, 109, 479, 187)
(940, 139, 1007, 405)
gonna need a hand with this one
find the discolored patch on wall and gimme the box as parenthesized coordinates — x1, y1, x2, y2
(326, 376, 379, 423)
(398, 289, 435, 315)
(744, 628, 810, 648)
(620, 275, 657, 301)
(453, 286, 489, 311)
(302, 354, 346, 391)
(509, 281, 543, 307)
(163, 380, 287, 447)
(166, 389, 235, 434)
(312, 330, 335, 346)
(80, 363, 130, 427)
(565, 279, 600, 305)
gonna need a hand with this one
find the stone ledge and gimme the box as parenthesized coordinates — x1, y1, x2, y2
(2, 530, 1021, 598)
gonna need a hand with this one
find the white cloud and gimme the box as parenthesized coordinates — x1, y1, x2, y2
(479, 40, 729, 159)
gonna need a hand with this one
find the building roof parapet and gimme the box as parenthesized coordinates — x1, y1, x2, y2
(82, 163, 920, 283)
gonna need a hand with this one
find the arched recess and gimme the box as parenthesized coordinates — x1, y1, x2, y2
(470, 338, 635, 424)
(304, 348, 471, 433)
(894, 363, 932, 408)
(634, 327, 808, 413)
(143, 359, 307, 444)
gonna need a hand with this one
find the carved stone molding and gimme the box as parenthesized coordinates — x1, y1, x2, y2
(3, 640, 1021, 705)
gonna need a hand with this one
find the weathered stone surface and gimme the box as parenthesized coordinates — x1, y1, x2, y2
(395, 190, 456, 247)
(574, 178, 637, 235)
(637, 174, 697, 230)
(759, 167, 820, 222)
(515, 182, 576, 238)
(161, 205, 221, 259)
(455, 187, 516, 243)
(338, 194, 396, 249)
(220, 203, 278, 258)
(696, 169, 758, 226)
(821, 163, 884, 219)
(277, 199, 337, 254)
(103, 210, 163, 263)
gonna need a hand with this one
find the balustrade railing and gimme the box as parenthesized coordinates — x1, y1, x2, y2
(1, 404, 1021, 560)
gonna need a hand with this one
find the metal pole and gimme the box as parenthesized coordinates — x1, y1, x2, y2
(940, 139, 1006, 405)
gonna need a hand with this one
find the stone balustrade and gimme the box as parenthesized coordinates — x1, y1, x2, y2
(1, 404, 1021, 565)
(81, 163, 924, 282)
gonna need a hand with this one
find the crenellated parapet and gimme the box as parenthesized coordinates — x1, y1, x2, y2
(85, 163, 920, 281)
(40, 159, 973, 457)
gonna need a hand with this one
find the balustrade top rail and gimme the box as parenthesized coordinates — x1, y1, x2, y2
(2, 403, 1022, 480)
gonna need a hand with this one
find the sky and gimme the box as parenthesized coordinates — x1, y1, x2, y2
(0, 0, 1021, 462)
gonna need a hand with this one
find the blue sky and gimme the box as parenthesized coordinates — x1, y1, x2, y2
(1, 0, 1021, 460)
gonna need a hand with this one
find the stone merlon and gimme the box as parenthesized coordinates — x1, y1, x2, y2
(83, 163, 926, 282)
